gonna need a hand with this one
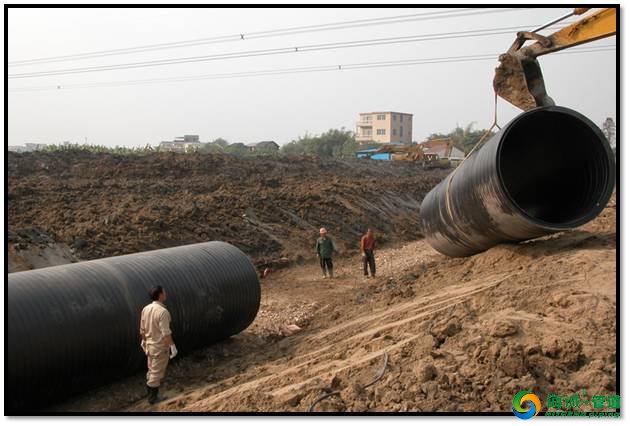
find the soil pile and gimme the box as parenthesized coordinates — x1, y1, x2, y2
(8, 151, 448, 270)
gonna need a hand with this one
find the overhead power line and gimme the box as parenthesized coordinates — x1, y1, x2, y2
(8, 22, 572, 79)
(8, 8, 527, 67)
(7, 45, 615, 93)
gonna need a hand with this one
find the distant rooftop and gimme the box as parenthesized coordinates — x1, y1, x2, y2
(359, 111, 413, 116)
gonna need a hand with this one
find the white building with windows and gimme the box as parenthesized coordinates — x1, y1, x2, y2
(356, 111, 413, 144)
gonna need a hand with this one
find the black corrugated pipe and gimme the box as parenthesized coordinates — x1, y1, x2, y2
(419, 106, 615, 257)
(7, 241, 260, 411)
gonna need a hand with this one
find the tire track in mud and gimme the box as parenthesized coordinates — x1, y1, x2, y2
(158, 272, 518, 411)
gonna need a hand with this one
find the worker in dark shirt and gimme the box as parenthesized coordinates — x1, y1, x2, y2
(315, 227, 338, 278)
(360, 228, 376, 278)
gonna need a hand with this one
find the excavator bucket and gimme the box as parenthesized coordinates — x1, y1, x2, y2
(493, 50, 555, 111)
(494, 8, 615, 111)
(493, 52, 537, 111)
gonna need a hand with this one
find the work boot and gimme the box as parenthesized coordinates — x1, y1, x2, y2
(153, 389, 167, 404)
(148, 386, 167, 404)
(147, 385, 156, 404)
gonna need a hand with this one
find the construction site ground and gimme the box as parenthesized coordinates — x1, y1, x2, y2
(7, 152, 616, 413)
(8, 151, 448, 271)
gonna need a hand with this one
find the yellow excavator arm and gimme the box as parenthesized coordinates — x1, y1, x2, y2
(494, 8, 616, 111)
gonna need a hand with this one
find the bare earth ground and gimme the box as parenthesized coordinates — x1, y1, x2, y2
(8, 152, 616, 413)
(7, 151, 448, 271)
(49, 196, 616, 413)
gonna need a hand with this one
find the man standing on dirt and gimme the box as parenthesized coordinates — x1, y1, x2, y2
(360, 228, 377, 278)
(140, 285, 178, 405)
(316, 227, 338, 278)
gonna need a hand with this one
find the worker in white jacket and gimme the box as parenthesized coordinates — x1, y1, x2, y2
(140, 285, 177, 404)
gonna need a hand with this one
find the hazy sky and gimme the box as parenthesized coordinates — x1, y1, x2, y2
(7, 7, 617, 147)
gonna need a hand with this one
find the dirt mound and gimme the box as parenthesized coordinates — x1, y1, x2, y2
(7, 227, 77, 272)
(8, 151, 448, 270)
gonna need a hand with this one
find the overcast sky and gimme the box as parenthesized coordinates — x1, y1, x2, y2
(7, 7, 617, 147)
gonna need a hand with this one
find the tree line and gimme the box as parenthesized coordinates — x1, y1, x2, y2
(17, 124, 491, 158)
(15, 118, 616, 158)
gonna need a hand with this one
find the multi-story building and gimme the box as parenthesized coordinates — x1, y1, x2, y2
(159, 135, 202, 152)
(356, 111, 413, 144)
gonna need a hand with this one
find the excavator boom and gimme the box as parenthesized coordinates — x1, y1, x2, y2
(494, 8, 616, 111)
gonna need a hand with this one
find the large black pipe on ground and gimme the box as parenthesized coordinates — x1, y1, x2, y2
(419, 106, 615, 257)
(7, 241, 260, 411)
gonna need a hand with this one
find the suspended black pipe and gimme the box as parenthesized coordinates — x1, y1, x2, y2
(7, 241, 260, 411)
(419, 106, 615, 257)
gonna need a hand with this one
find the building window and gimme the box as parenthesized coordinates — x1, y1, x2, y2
(377, 129, 386, 135)
(377, 114, 386, 120)
(400, 114, 404, 121)
(393, 115, 397, 121)
(400, 127, 403, 137)
(393, 129, 397, 136)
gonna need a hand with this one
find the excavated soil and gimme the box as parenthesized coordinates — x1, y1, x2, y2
(7, 152, 616, 413)
(7, 151, 448, 271)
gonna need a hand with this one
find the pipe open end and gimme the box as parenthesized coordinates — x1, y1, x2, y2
(498, 107, 615, 228)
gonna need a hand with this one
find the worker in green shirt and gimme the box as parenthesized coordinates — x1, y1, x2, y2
(315, 227, 338, 278)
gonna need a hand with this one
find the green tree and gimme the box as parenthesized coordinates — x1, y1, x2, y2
(41, 143, 154, 155)
(427, 122, 495, 155)
(602, 117, 616, 151)
(211, 137, 229, 147)
(223, 143, 249, 156)
(198, 142, 224, 154)
(281, 128, 360, 158)
(253, 145, 279, 156)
